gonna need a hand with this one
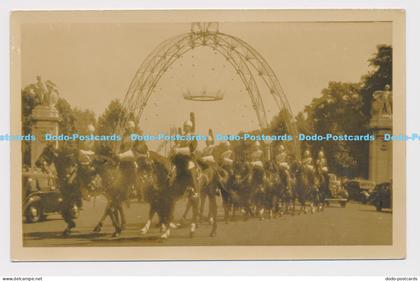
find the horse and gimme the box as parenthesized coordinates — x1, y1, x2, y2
(276, 163, 294, 215)
(316, 167, 330, 211)
(36, 143, 90, 236)
(263, 161, 282, 218)
(293, 161, 319, 215)
(229, 161, 253, 220)
(159, 152, 220, 239)
(248, 162, 267, 220)
(86, 153, 136, 237)
(218, 161, 235, 223)
(138, 151, 173, 235)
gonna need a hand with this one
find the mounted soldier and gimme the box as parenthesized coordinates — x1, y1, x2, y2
(219, 141, 236, 223)
(270, 144, 293, 215)
(316, 148, 330, 210)
(162, 113, 201, 238)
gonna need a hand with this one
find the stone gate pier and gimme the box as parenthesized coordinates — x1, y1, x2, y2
(369, 85, 393, 184)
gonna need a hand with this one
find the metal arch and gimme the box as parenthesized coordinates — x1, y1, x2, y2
(121, 33, 268, 128)
(206, 33, 301, 157)
(118, 26, 300, 157)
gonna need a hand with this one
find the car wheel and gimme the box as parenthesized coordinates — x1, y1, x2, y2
(25, 202, 43, 223)
(340, 201, 347, 208)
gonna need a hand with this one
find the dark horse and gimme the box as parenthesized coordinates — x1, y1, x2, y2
(316, 167, 330, 211)
(229, 161, 253, 220)
(159, 153, 220, 239)
(138, 151, 173, 235)
(293, 162, 320, 215)
(37, 143, 92, 236)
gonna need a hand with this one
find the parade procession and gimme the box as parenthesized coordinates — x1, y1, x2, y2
(19, 21, 393, 247)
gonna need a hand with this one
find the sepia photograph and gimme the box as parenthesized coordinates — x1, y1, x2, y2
(10, 10, 405, 260)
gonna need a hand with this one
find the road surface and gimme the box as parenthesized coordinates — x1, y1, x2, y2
(23, 196, 392, 246)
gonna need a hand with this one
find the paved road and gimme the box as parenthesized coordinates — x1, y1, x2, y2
(23, 196, 392, 246)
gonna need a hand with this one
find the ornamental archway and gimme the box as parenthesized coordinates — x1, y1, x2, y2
(117, 22, 300, 158)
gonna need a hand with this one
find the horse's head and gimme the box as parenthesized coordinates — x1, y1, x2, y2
(232, 161, 248, 184)
(250, 164, 265, 183)
(40, 143, 79, 188)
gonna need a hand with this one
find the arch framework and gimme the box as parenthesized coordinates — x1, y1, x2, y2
(117, 22, 300, 158)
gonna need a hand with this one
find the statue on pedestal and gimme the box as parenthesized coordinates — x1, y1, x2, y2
(25, 76, 60, 167)
(371, 84, 392, 117)
(369, 84, 393, 184)
(25, 75, 59, 108)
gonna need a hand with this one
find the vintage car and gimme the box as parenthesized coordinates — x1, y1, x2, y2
(369, 182, 392, 212)
(344, 179, 376, 203)
(22, 168, 79, 223)
(325, 173, 349, 208)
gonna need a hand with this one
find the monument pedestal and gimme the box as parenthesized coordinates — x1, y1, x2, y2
(369, 115, 392, 184)
(30, 105, 59, 167)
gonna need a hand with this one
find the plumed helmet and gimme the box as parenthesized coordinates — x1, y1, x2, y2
(87, 124, 95, 133)
(318, 150, 325, 158)
(304, 150, 311, 158)
(206, 136, 214, 145)
(278, 144, 285, 152)
(127, 120, 135, 129)
(183, 120, 193, 129)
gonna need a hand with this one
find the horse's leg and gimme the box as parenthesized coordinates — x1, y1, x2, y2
(118, 203, 127, 230)
(160, 196, 175, 239)
(92, 202, 111, 233)
(199, 190, 207, 223)
(189, 192, 199, 238)
(181, 198, 192, 224)
(140, 204, 155, 234)
(222, 191, 230, 224)
(107, 201, 122, 237)
(208, 194, 217, 237)
(61, 195, 76, 236)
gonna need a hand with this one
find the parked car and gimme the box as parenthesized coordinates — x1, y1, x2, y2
(344, 179, 376, 203)
(325, 173, 349, 208)
(22, 169, 79, 223)
(369, 182, 392, 212)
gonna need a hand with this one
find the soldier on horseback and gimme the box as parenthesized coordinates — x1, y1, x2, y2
(302, 149, 314, 169)
(163, 113, 201, 238)
(315, 148, 330, 210)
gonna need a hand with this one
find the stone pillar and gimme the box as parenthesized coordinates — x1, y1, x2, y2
(369, 85, 393, 184)
(30, 105, 59, 167)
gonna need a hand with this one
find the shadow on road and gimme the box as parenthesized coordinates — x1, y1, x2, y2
(24, 231, 108, 240)
(359, 209, 392, 214)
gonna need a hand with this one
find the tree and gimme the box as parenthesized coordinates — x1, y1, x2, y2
(95, 99, 129, 153)
(361, 45, 392, 117)
(55, 98, 76, 135)
(296, 45, 392, 178)
(96, 99, 128, 135)
(73, 108, 96, 135)
(305, 81, 367, 177)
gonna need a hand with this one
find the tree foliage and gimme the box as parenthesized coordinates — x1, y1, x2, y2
(295, 44, 392, 178)
(361, 45, 392, 117)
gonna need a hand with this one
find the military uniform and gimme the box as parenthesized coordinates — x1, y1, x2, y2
(302, 149, 315, 171)
(274, 145, 290, 171)
(316, 150, 328, 173)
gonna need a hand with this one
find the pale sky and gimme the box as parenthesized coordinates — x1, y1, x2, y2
(21, 21, 391, 145)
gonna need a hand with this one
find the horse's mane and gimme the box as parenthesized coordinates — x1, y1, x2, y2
(148, 151, 171, 174)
